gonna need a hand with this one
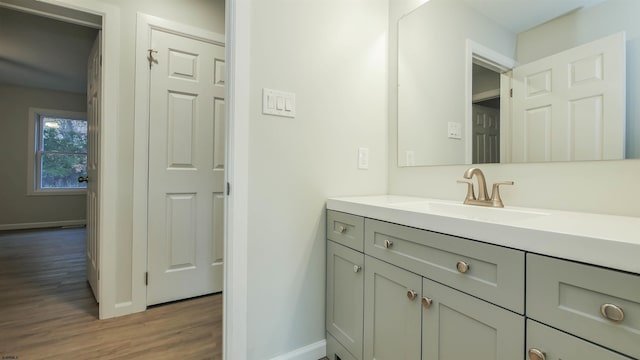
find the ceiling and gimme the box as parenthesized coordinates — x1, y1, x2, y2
(461, 0, 608, 34)
(0, 5, 99, 94)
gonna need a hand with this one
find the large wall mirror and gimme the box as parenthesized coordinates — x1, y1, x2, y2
(397, 0, 640, 167)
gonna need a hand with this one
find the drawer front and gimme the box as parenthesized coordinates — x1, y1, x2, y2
(326, 241, 364, 360)
(527, 254, 640, 359)
(364, 219, 525, 313)
(527, 320, 634, 360)
(327, 210, 364, 252)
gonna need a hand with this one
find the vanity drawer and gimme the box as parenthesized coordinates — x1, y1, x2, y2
(327, 210, 364, 252)
(527, 254, 640, 359)
(527, 320, 634, 360)
(364, 219, 524, 313)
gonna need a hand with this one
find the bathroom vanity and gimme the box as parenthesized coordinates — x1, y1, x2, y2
(325, 196, 640, 360)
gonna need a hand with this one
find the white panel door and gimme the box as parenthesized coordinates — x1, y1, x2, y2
(472, 104, 500, 164)
(147, 28, 225, 306)
(511, 32, 625, 162)
(86, 32, 101, 302)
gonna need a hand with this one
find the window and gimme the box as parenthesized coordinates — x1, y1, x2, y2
(27, 108, 88, 195)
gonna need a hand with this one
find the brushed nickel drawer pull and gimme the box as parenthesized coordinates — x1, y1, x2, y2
(406, 289, 417, 301)
(383, 239, 393, 249)
(528, 348, 546, 360)
(338, 225, 347, 233)
(456, 261, 470, 273)
(353, 265, 361, 273)
(601, 303, 625, 322)
(421, 296, 432, 309)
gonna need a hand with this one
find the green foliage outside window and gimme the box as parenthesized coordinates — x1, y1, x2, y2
(40, 117, 87, 189)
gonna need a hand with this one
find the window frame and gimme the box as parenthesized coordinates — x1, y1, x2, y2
(27, 108, 88, 196)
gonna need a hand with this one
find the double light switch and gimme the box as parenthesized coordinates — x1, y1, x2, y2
(263, 88, 296, 118)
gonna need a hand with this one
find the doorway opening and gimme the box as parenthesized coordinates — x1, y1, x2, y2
(465, 39, 516, 164)
(0, 1, 102, 312)
(472, 63, 502, 164)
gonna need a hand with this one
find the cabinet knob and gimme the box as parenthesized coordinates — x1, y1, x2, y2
(353, 265, 361, 273)
(421, 296, 432, 309)
(601, 303, 625, 322)
(528, 348, 546, 360)
(383, 239, 393, 249)
(338, 225, 347, 233)
(406, 289, 417, 301)
(456, 261, 470, 273)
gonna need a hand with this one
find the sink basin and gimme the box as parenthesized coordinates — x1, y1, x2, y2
(391, 201, 549, 223)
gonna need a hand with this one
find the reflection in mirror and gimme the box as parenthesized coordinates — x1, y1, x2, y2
(397, 0, 640, 167)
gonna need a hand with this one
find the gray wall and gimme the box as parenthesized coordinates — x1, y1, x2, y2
(0, 84, 87, 227)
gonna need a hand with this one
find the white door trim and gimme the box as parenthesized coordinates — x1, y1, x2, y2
(225, 0, 249, 358)
(36, 0, 121, 319)
(132, 12, 225, 315)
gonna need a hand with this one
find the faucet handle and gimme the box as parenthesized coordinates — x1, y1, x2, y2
(490, 181, 514, 208)
(457, 180, 476, 203)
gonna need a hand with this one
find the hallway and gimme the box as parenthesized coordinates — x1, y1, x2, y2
(0, 227, 222, 359)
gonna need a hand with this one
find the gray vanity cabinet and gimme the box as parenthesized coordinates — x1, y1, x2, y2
(326, 240, 364, 360)
(421, 277, 524, 359)
(526, 253, 640, 359)
(363, 256, 422, 360)
(526, 320, 633, 360)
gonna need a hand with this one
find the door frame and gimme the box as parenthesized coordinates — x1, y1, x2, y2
(132, 13, 225, 310)
(224, 0, 250, 358)
(26, 0, 120, 319)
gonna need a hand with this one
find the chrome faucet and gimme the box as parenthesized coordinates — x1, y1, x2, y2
(457, 167, 513, 208)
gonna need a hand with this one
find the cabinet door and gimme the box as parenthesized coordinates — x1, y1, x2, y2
(526, 320, 634, 360)
(364, 256, 422, 360)
(327, 241, 364, 360)
(422, 277, 524, 360)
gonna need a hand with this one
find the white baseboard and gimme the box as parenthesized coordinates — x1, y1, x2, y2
(0, 219, 86, 231)
(269, 339, 326, 360)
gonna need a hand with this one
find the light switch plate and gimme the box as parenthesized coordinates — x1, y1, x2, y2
(447, 122, 462, 139)
(358, 147, 369, 169)
(263, 88, 296, 118)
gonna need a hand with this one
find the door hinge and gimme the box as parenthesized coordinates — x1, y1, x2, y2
(145, 272, 149, 286)
(510, 88, 513, 98)
(100, 55, 102, 67)
(227, 182, 231, 196)
(97, 270, 100, 280)
(148, 49, 158, 69)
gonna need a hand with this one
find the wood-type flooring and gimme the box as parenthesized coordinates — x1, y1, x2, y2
(0, 227, 222, 359)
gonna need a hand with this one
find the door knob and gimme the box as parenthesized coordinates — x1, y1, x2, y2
(528, 348, 546, 360)
(383, 239, 393, 249)
(456, 261, 470, 273)
(421, 296, 433, 309)
(406, 289, 417, 301)
(78, 176, 89, 183)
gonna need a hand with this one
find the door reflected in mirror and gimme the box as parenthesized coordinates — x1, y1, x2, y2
(397, 0, 639, 167)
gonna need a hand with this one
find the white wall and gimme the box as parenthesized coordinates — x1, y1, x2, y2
(397, 0, 515, 166)
(516, 0, 640, 159)
(245, 0, 389, 358)
(0, 84, 87, 228)
(389, 2, 640, 218)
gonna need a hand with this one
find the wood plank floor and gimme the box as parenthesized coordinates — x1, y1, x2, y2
(0, 227, 222, 359)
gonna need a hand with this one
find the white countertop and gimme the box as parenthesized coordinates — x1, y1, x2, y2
(327, 195, 640, 274)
